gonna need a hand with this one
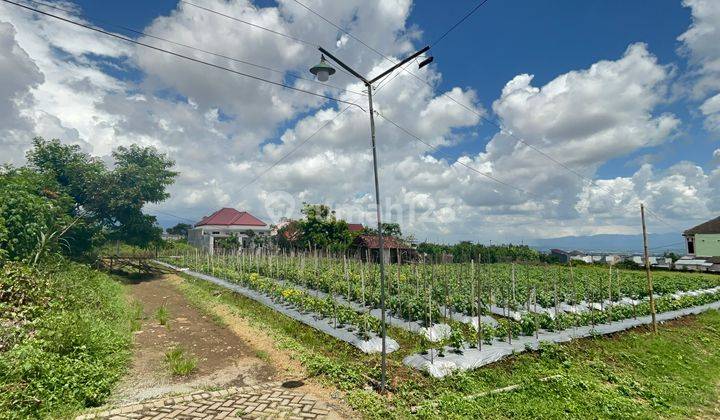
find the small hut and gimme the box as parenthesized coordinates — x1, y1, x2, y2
(352, 234, 416, 264)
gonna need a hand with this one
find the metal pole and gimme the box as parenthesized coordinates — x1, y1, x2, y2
(366, 84, 387, 393)
(640, 203, 657, 333)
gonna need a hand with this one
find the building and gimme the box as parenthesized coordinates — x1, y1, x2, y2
(677, 216, 720, 272)
(352, 234, 416, 264)
(347, 223, 364, 233)
(683, 216, 720, 257)
(188, 208, 270, 254)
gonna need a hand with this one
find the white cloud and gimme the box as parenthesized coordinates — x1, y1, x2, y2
(0, 0, 713, 242)
(679, 0, 720, 130)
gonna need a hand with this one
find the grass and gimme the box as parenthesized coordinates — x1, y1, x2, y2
(0, 261, 133, 419)
(155, 301, 170, 326)
(171, 270, 720, 419)
(164, 346, 198, 376)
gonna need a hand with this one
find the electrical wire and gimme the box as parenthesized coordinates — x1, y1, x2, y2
(20, 0, 367, 97)
(430, 0, 491, 47)
(236, 104, 356, 193)
(290, 0, 687, 229)
(0, 0, 364, 111)
(374, 110, 554, 203)
(180, 0, 315, 47)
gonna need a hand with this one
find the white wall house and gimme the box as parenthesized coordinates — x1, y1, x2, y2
(188, 207, 270, 254)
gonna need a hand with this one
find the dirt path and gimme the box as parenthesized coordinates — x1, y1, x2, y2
(110, 274, 275, 404)
(92, 272, 355, 419)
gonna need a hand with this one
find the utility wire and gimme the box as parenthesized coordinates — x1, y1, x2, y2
(431, 0, 490, 47)
(236, 104, 356, 193)
(235, 55, 424, 194)
(21, 0, 367, 97)
(1, 0, 364, 110)
(179, 0, 360, 81)
(375, 110, 553, 203)
(292, 0, 685, 227)
(180, 0, 315, 47)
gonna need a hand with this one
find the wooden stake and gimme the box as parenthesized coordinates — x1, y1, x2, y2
(641, 203, 658, 333)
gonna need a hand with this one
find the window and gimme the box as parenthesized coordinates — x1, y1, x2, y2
(688, 237, 695, 254)
(212, 231, 221, 235)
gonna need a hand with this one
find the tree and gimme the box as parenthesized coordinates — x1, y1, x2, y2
(25, 137, 177, 253)
(167, 223, 192, 236)
(0, 167, 74, 262)
(364, 222, 402, 238)
(290, 204, 352, 252)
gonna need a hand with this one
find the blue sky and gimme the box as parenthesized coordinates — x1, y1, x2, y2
(69, 0, 713, 177)
(1, 0, 718, 241)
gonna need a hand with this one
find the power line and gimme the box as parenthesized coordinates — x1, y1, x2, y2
(236, 104, 356, 193)
(375, 110, 553, 203)
(21, 0, 367, 97)
(290, 0, 685, 227)
(431, 0, 491, 47)
(1, 0, 364, 110)
(234, 57, 419, 194)
(152, 210, 200, 224)
(180, 0, 316, 47)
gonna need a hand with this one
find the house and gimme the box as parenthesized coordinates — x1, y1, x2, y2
(352, 234, 417, 264)
(678, 216, 720, 272)
(188, 208, 270, 253)
(347, 223, 364, 233)
(683, 216, 720, 257)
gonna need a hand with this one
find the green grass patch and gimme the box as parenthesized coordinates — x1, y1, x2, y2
(172, 270, 720, 419)
(164, 346, 197, 376)
(155, 301, 170, 326)
(0, 261, 133, 419)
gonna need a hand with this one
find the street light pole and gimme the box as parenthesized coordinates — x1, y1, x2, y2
(311, 45, 430, 393)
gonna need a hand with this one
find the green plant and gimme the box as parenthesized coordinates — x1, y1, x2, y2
(155, 301, 170, 326)
(164, 346, 197, 376)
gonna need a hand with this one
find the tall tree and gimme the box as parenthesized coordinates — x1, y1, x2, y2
(26, 137, 177, 252)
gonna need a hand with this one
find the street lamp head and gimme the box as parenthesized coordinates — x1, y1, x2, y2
(309, 54, 336, 82)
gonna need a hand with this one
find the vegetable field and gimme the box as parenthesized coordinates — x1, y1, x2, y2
(158, 248, 720, 375)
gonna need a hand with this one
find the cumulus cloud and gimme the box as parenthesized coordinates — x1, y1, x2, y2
(679, 0, 720, 131)
(0, 0, 713, 242)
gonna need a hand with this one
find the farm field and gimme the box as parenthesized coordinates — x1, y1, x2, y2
(171, 267, 720, 419)
(159, 249, 720, 376)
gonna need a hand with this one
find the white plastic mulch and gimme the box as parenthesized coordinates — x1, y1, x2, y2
(154, 260, 399, 354)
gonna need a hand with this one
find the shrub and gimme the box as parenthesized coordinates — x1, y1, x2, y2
(0, 261, 132, 418)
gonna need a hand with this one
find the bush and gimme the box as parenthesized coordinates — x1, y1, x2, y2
(0, 261, 132, 418)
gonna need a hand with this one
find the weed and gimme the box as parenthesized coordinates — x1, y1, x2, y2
(255, 350, 271, 363)
(164, 346, 197, 376)
(155, 301, 170, 326)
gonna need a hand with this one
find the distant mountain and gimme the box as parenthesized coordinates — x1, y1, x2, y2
(529, 233, 684, 254)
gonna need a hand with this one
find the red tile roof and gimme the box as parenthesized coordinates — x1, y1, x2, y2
(196, 208, 266, 227)
(354, 234, 412, 249)
(347, 223, 364, 232)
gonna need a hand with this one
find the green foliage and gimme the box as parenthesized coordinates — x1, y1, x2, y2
(166, 223, 192, 236)
(281, 203, 352, 252)
(363, 222, 402, 238)
(25, 137, 177, 253)
(155, 301, 170, 326)
(174, 262, 720, 419)
(416, 241, 541, 263)
(0, 168, 75, 263)
(164, 346, 197, 376)
(0, 261, 132, 418)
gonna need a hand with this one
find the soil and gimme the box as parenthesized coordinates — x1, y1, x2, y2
(110, 274, 275, 405)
